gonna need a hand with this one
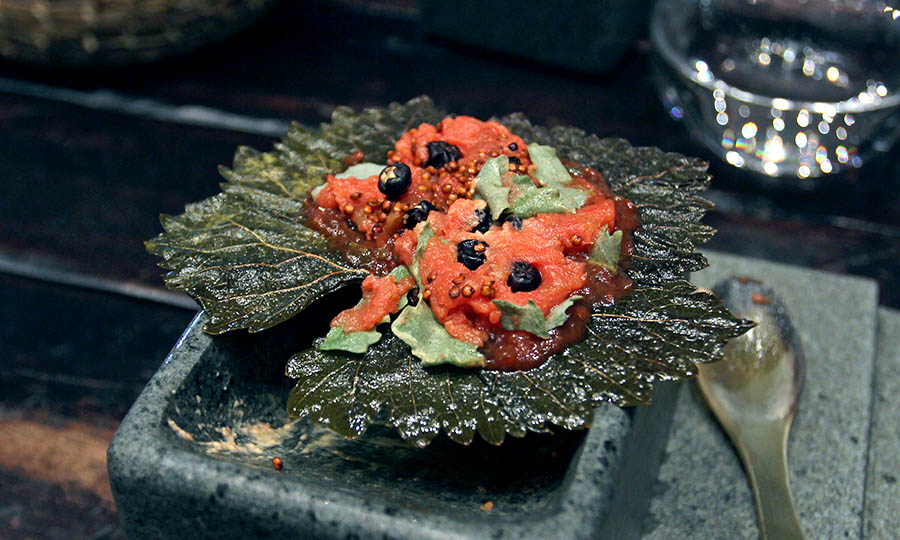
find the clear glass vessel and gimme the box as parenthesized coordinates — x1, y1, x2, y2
(651, 0, 900, 181)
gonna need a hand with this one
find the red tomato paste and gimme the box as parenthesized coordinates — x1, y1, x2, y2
(305, 116, 639, 370)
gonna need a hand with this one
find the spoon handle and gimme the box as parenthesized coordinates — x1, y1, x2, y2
(736, 420, 805, 540)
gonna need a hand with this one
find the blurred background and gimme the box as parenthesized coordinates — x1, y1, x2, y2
(1, 1, 898, 538)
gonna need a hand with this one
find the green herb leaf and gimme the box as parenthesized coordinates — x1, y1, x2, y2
(335, 162, 385, 179)
(389, 265, 411, 281)
(509, 175, 588, 217)
(319, 326, 382, 354)
(410, 223, 434, 287)
(473, 156, 511, 219)
(528, 143, 573, 187)
(317, 264, 412, 354)
(492, 296, 582, 338)
(546, 295, 584, 329)
(392, 265, 413, 311)
(589, 226, 623, 273)
(391, 301, 485, 368)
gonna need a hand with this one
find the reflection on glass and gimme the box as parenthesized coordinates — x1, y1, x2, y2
(651, 0, 900, 180)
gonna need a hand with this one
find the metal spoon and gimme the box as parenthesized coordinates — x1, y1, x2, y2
(697, 277, 806, 540)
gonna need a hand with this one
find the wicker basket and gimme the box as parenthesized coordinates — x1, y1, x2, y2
(0, 0, 280, 66)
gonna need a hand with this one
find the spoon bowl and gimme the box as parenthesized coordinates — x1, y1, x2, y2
(698, 276, 806, 540)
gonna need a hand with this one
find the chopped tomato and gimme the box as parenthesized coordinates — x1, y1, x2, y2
(331, 273, 415, 333)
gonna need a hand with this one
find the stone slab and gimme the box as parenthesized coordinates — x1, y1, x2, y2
(643, 251, 879, 539)
(108, 305, 678, 540)
(863, 308, 900, 539)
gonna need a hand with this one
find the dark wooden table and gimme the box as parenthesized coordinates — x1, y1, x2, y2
(2, 1, 898, 538)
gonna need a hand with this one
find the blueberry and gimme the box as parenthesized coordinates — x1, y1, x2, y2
(498, 210, 523, 230)
(425, 141, 463, 169)
(508, 156, 521, 165)
(457, 239, 489, 271)
(407, 287, 420, 307)
(507, 261, 541, 292)
(472, 207, 492, 233)
(378, 163, 412, 200)
(507, 142, 518, 151)
(403, 200, 437, 229)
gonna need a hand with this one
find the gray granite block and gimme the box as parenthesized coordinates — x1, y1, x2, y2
(863, 308, 900, 539)
(643, 251, 879, 539)
(108, 307, 679, 540)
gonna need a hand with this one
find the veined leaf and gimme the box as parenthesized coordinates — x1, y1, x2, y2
(147, 191, 367, 334)
(148, 97, 443, 333)
(149, 97, 752, 446)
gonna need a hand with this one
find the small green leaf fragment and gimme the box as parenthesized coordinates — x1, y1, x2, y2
(312, 162, 385, 199)
(509, 175, 588, 217)
(391, 302, 485, 367)
(473, 156, 511, 219)
(410, 223, 434, 286)
(508, 143, 590, 216)
(493, 299, 549, 337)
(335, 162, 385, 179)
(319, 326, 382, 354)
(589, 226, 623, 273)
(493, 296, 583, 338)
(528, 143, 572, 188)
(391, 265, 413, 310)
(388, 265, 411, 281)
(546, 295, 584, 329)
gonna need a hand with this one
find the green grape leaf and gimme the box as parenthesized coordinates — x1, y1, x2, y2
(147, 97, 443, 333)
(149, 97, 753, 446)
(146, 190, 368, 334)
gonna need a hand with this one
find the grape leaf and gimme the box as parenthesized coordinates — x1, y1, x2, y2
(147, 97, 443, 333)
(287, 280, 749, 447)
(146, 190, 368, 334)
(147, 96, 752, 446)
